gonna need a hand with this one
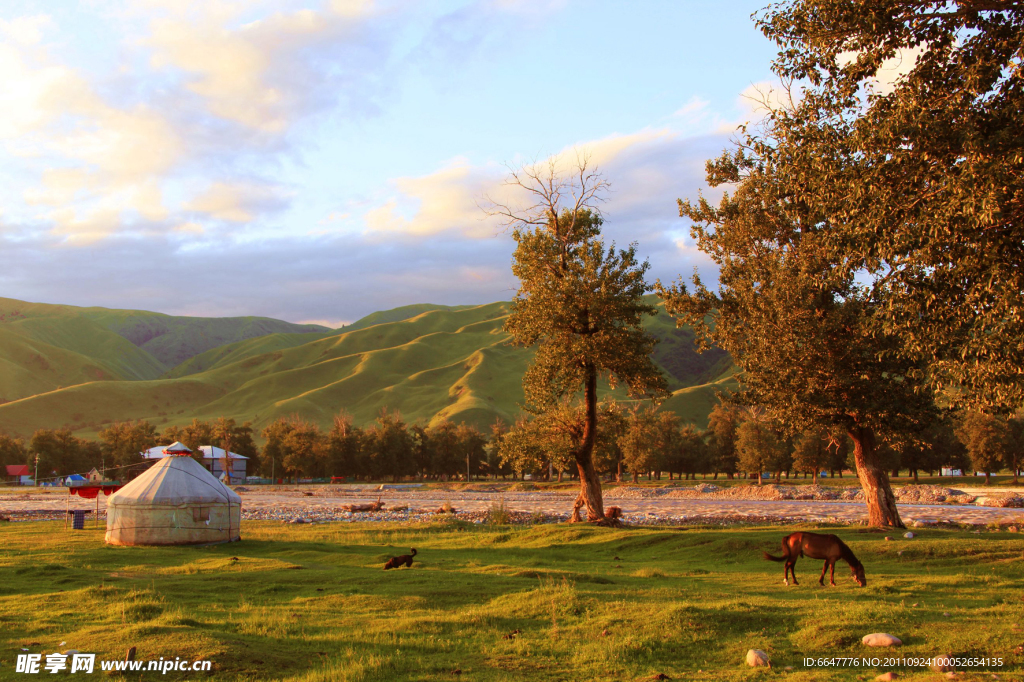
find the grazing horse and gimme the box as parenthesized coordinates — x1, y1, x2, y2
(763, 532, 866, 587)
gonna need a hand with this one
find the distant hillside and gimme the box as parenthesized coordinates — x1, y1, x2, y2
(165, 304, 473, 378)
(340, 303, 475, 334)
(0, 299, 736, 438)
(0, 297, 328, 402)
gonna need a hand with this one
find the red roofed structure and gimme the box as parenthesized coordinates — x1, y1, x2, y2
(6, 464, 31, 484)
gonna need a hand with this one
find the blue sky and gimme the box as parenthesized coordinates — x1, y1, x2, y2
(0, 0, 781, 325)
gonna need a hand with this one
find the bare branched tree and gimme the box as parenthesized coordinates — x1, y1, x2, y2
(485, 150, 609, 233)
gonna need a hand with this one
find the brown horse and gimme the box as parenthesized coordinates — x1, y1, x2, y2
(764, 532, 866, 587)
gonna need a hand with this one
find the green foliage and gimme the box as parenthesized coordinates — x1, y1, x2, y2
(29, 428, 98, 479)
(363, 410, 414, 481)
(706, 401, 740, 477)
(497, 401, 626, 480)
(98, 420, 159, 469)
(957, 412, 1017, 484)
(503, 169, 669, 520)
(506, 208, 667, 413)
(754, 1, 1024, 411)
(656, 109, 936, 525)
(735, 418, 789, 484)
(618, 405, 661, 482)
(0, 431, 28, 469)
(791, 429, 831, 482)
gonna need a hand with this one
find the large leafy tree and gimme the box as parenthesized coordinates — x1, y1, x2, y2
(658, 145, 935, 527)
(792, 429, 831, 484)
(326, 412, 364, 479)
(957, 412, 1015, 484)
(29, 428, 97, 479)
(755, 0, 1024, 412)
(619, 405, 661, 483)
(364, 409, 413, 482)
(494, 156, 668, 521)
(706, 401, 741, 479)
(98, 420, 159, 470)
(0, 432, 27, 469)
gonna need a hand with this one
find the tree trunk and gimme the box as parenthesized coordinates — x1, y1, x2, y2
(912, 468, 919, 483)
(848, 425, 904, 528)
(570, 364, 604, 522)
(616, 458, 622, 483)
(632, 471, 638, 483)
(557, 469, 563, 483)
(812, 470, 818, 484)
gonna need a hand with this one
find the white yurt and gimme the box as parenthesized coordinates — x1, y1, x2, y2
(105, 446, 241, 546)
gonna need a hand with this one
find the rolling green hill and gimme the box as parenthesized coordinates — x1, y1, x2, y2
(0, 297, 328, 402)
(0, 298, 736, 438)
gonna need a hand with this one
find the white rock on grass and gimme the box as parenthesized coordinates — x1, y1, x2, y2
(903, 531, 915, 539)
(875, 673, 899, 681)
(862, 633, 902, 647)
(745, 649, 770, 667)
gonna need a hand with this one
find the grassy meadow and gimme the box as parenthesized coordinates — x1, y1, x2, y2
(1, 520, 1021, 681)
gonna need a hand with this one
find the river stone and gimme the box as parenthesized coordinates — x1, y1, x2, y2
(862, 633, 902, 647)
(875, 673, 899, 681)
(745, 649, 770, 667)
(903, 531, 915, 539)
(930, 654, 956, 672)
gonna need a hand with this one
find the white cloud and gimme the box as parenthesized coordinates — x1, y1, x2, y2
(358, 127, 723, 245)
(0, 14, 52, 46)
(145, 2, 377, 133)
(185, 181, 290, 224)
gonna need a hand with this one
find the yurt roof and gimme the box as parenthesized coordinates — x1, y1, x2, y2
(108, 455, 241, 507)
(141, 445, 248, 460)
(163, 441, 192, 454)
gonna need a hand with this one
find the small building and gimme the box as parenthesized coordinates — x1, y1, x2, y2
(87, 468, 104, 482)
(141, 443, 248, 484)
(5, 464, 32, 485)
(196, 446, 248, 484)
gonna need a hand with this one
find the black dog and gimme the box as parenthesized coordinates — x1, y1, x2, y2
(383, 548, 417, 570)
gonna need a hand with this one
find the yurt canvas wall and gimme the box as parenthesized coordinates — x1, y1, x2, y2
(105, 455, 241, 546)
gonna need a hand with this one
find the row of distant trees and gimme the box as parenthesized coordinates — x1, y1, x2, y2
(499, 401, 1024, 485)
(2, 403, 1019, 484)
(0, 413, 491, 483)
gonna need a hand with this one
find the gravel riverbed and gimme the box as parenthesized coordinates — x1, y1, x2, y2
(2, 483, 1022, 528)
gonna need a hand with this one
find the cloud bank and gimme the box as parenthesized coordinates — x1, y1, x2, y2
(0, 0, 763, 323)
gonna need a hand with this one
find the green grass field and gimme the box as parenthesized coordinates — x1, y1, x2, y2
(1, 520, 1021, 681)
